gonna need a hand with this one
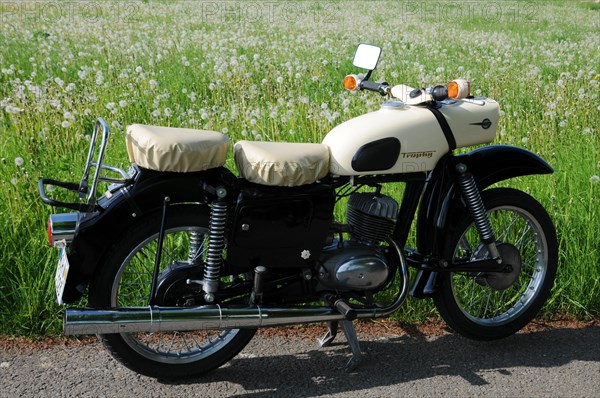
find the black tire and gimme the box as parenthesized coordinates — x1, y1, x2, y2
(433, 188, 558, 340)
(88, 205, 255, 379)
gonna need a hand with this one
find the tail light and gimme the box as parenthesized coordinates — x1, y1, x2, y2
(47, 213, 78, 248)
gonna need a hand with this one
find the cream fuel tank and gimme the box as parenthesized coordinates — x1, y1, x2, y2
(322, 93, 500, 176)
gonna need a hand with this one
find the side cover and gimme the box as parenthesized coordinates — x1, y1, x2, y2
(227, 183, 335, 269)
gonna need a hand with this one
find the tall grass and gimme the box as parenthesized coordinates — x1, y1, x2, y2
(1, 0, 598, 336)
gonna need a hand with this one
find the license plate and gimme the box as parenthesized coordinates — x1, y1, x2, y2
(55, 249, 70, 305)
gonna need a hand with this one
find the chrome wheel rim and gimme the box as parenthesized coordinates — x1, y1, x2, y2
(450, 205, 548, 326)
(111, 226, 239, 364)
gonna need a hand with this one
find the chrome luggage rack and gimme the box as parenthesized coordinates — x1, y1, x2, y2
(39, 118, 132, 212)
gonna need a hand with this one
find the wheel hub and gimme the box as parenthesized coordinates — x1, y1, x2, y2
(154, 262, 203, 306)
(472, 243, 522, 291)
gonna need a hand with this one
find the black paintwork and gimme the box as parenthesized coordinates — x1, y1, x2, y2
(227, 183, 336, 269)
(50, 143, 553, 303)
(351, 137, 401, 172)
(410, 145, 554, 298)
(56, 166, 235, 303)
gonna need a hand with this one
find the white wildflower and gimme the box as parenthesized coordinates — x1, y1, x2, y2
(61, 120, 70, 128)
(135, 66, 143, 73)
(66, 83, 76, 92)
(164, 108, 172, 117)
(14, 157, 24, 167)
(5, 105, 23, 114)
(119, 100, 127, 108)
(590, 175, 600, 184)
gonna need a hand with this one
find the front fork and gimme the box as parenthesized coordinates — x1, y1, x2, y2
(455, 163, 501, 262)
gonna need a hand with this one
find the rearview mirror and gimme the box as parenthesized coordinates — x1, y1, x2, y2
(352, 44, 382, 71)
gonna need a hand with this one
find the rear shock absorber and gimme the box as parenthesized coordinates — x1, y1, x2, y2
(203, 187, 228, 302)
(188, 231, 204, 265)
(456, 163, 501, 262)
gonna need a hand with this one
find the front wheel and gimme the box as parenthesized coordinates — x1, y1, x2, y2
(434, 188, 558, 340)
(88, 205, 255, 379)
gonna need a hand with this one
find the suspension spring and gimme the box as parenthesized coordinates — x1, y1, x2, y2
(203, 199, 228, 302)
(456, 166, 496, 245)
(188, 231, 203, 264)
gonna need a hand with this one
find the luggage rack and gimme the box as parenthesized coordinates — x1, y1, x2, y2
(39, 118, 132, 212)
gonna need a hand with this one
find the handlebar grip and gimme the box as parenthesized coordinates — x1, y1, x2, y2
(359, 80, 382, 92)
(359, 80, 390, 96)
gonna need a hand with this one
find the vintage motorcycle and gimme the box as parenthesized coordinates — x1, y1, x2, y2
(39, 44, 557, 379)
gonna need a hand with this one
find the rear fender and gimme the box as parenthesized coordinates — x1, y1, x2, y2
(411, 145, 553, 298)
(60, 167, 234, 303)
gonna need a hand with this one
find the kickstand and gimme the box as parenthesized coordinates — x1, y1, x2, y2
(340, 320, 363, 371)
(317, 321, 338, 347)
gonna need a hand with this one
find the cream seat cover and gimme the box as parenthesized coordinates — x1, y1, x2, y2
(234, 141, 330, 186)
(126, 124, 230, 172)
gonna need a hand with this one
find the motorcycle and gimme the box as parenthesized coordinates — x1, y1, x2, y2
(39, 44, 558, 379)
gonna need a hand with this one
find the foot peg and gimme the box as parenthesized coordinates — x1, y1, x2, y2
(334, 299, 357, 321)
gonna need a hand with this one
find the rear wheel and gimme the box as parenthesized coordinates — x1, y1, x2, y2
(89, 205, 255, 379)
(434, 188, 558, 340)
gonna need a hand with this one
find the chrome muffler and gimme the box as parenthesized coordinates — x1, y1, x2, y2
(65, 240, 409, 335)
(64, 297, 404, 335)
(65, 305, 349, 335)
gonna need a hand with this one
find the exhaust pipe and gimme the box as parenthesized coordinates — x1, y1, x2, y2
(65, 241, 408, 335)
(66, 305, 361, 335)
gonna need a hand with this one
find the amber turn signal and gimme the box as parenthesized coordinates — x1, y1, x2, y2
(448, 79, 470, 99)
(344, 74, 360, 91)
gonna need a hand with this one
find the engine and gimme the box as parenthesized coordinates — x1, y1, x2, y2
(317, 192, 399, 291)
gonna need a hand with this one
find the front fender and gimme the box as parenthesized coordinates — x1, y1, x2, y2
(457, 145, 553, 190)
(411, 145, 553, 298)
(60, 167, 234, 303)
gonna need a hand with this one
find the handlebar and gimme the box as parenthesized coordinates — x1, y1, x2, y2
(359, 80, 391, 96)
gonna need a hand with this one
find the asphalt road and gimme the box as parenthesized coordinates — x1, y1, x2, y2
(1, 324, 598, 398)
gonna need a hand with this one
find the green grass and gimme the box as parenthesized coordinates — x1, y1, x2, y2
(0, 0, 598, 336)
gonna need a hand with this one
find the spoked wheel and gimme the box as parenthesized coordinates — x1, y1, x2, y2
(434, 188, 558, 340)
(88, 205, 255, 379)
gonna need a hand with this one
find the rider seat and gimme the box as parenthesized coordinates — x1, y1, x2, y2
(234, 141, 330, 186)
(126, 124, 230, 172)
